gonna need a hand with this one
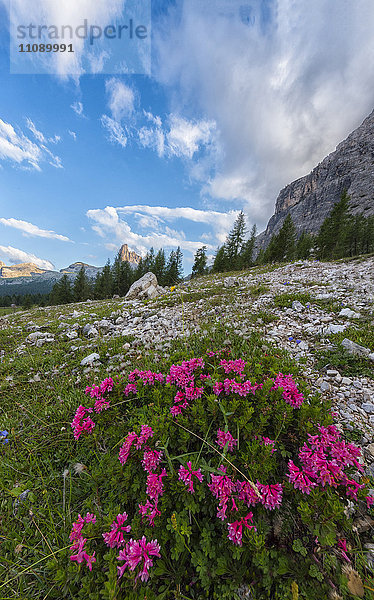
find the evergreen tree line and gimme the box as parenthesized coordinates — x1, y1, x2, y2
(49, 246, 184, 306)
(192, 192, 374, 277)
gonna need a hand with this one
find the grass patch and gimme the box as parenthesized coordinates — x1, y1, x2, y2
(273, 292, 312, 309)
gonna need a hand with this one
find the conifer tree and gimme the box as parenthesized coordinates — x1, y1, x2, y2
(212, 245, 228, 273)
(225, 211, 247, 268)
(73, 266, 91, 302)
(240, 224, 257, 268)
(317, 191, 349, 259)
(153, 249, 166, 286)
(191, 246, 208, 278)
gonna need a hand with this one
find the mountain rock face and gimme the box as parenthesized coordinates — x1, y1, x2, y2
(119, 244, 141, 265)
(258, 109, 374, 248)
(0, 263, 46, 278)
(60, 262, 102, 278)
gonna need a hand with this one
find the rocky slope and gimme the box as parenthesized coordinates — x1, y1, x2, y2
(258, 109, 374, 248)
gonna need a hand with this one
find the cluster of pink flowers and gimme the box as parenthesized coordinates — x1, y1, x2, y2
(166, 358, 205, 388)
(128, 369, 165, 386)
(166, 359, 205, 416)
(139, 469, 167, 527)
(142, 449, 163, 473)
(103, 512, 131, 548)
(117, 536, 161, 582)
(123, 382, 138, 396)
(261, 437, 276, 454)
(71, 405, 95, 440)
(216, 429, 238, 452)
(69, 512, 96, 570)
(287, 425, 365, 499)
(178, 461, 204, 493)
(256, 482, 283, 510)
(219, 359, 246, 377)
(227, 512, 256, 546)
(208, 466, 238, 520)
(118, 425, 154, 465)
(213, 378, 261, 397)
(85, 377, 114, 413)
(272, 373, 304, 408)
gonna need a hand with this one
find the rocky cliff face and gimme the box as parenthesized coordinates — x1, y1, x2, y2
(119, 243, 141, 265)
(0, 262, 46, 278)
(258, 109, 374, 248)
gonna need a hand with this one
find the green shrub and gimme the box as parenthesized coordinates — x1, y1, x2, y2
(48, 348, 373, 599)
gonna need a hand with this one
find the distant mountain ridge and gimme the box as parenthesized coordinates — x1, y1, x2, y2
(0, 244, 142, 296)
(258, 109, 374, 248)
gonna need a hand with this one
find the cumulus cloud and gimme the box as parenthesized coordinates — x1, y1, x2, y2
(0, 118, 63, 171)
(87, 204, 239, 256)
(0, 245, 54, 270)
(101, 115, 127, 147)
(139, 113, 218, 160)
(69, 130, 77, 140)
(0, 217, 72, 241)
(154, 0, 374, 229)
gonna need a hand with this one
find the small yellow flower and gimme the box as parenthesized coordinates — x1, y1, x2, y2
(171, 513, 178, 531)
(170, 286, 176, 292)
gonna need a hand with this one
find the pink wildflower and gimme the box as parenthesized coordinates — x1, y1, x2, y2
(124, 383, 138, 396)
(257, 482, 283, 510)
(71, 405, 95, 440)
(273, 373, 304, 408)
(138, 499, 161, 526)
(142, 450, 163, 473)
(287, 460, 316, 494)
(118, 431, 138, 465)
(366, 495, 374, 509)
(261, 437, 276, 453)
(103, 512, 132, 548)
(146, 469, 167, 500)
(236, 481, 261, 507)
(209, 467, 237, 520)
(227, 512, 256, 546)
(338, 538, 351, 563)
(220, 359, 246, 377)
(136, 425, 154, 448)
(216, 429, 238, 452)
(70, 537, 88, 564)
(178, 461, 204, 493)
(117, 536, 161, 582)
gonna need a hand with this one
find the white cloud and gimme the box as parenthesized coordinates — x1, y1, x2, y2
(26, 118, 45, 143)
(0, 245, 54, 270)
(167, 115, 216, 159)
(69, 130, 77, 140)
(71, 101, 84, 116)
(0, 217, 72, 241)
(105, 78, 135, 121)
(0, 118, 63, 171)
(154, 0, 374, 230)
(101, 115, 127, 147)
(138, 113, 218, 160)
(87, 204, 239, 256)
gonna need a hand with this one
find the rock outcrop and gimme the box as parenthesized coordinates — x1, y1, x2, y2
(258, 109, 374, 248)
(125, 272, 165, 300)
(119, 244, 141, 265)
(0, 262, 46, 278)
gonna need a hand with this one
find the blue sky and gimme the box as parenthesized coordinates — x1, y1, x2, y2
(1, 0, 374, 272)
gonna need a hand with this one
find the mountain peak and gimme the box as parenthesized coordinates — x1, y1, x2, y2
(119, 244, 141, 265)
